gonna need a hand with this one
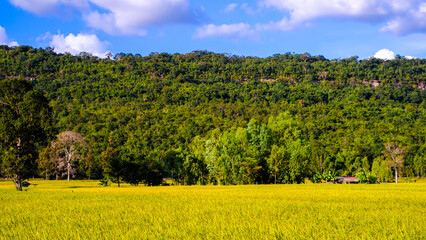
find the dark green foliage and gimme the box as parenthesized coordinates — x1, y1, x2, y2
(121, 160, 144, 186)
(0, 46, 425, 184)
(0, 78, 52, 190)
(141, 159, 164, 186)
(101, 147, 124, 187)
(163, 150, 183, 181)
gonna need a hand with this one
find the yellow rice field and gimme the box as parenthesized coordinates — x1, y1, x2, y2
(0, 180, 425, 239)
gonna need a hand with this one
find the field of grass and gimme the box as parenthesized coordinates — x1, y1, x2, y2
(0, 180, 425, 239)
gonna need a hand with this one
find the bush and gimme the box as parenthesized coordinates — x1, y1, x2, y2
(356, 169, 377, 184)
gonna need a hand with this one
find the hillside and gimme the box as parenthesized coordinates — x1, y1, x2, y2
(0, 45, 425, 184)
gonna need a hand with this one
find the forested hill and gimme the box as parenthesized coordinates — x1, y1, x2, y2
(1, 45, 425, 184)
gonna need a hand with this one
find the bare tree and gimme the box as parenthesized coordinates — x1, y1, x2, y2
(383, 142, 406, 183)
(317, 71, 329, 83)
(53, 131, 89, 181)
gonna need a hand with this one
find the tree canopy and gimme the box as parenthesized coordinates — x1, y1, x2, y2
(0, 78, 52, 189)
(0, 45, 425, 185)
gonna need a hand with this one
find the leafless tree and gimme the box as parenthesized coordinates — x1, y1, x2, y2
(383, 142, 406, 183)
(317, 71, 329, 83)
(53, 131, 89, 181)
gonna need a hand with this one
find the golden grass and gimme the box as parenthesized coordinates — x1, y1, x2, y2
(0, 180, 425, 239)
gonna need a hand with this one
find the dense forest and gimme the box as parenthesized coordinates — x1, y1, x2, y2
(0, 45, 425, 186)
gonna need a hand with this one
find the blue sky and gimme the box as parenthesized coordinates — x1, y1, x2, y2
(1, 0, 426, 59)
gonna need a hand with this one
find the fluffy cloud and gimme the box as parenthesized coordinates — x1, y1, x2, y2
(380, 2, 426, 35)
(50, 33, 109, 58)
(9, 0, 200, 36)
(0, 26, 18, 47)
(261, 0, 387, 23)
(85, 0, 198, 36)
(8, 0, 88, 15)
(194, 23, 258, 40)
(259, 0, 426, 34)
(197, 0, 426, 40)
(373, 49, 396, 60)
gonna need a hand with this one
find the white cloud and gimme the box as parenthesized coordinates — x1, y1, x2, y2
(258, 18, 293, 31)
(194, 23, 258, 40)
(8, 41, 19, 47)
(83, 11, 146, 36)
(50, 33, 109, 58)
(373, 49, 396, 60)
(9, 0, 200, 36)
(380, 2, 426, 35)
(224, 3, 238, 13)
(0, 26, 19, 47)
(405, 56, 416, 59)
(85, 0, 198, 36)
(262, 0, 381, 21)
(0, 27, 9, 44)
(8, 0, 88, 15)
(197, 1, 426, 40)
(259, 0, 426, 34)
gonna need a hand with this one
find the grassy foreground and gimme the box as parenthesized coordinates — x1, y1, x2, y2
(0, 180, 425, 239)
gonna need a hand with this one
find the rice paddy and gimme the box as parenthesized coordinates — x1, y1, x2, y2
(0, 180, 425, 239)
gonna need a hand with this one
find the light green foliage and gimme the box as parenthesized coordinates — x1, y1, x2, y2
(372, 156, 393, 183)
(268, 145, 287, 184)
(355, 168, 378, 184)
(266, 113, 310, 183)
(0, 180, 425, 239)
(287, 139, 311, 183)
(203, 126, 265, 184)
(268, 112, 302, 145)
(413, 154, 425, 177)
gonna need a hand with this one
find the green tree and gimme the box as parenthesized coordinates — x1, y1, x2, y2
(142, 153, 164, 186)
(413, 154, 425, 177)
(0, 79, 52, 190)
(38, 144, 59, 180)
(101, 146, 124, 187)
(372, 156, 392, 183)
(121, 159, 144, 186)
(163, 149, 184, 184)
(267, 145, 287, 184)
(203, 129, 224, 185)
(288, 139, 311, 183)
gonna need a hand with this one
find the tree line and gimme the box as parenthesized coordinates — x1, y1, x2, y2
(0, 45, 425, 189)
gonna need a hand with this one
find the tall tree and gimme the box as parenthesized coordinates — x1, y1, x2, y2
(0, 79, 52, 190)
(383, 142, 406, 183)
(38, 144, 60, 180)
(413, 154, 425, 177)
(267, 145, 287, 184)
(101, 146, 124, 187)
(53, 131, 89, 181)
(287, 139, 311, 183)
